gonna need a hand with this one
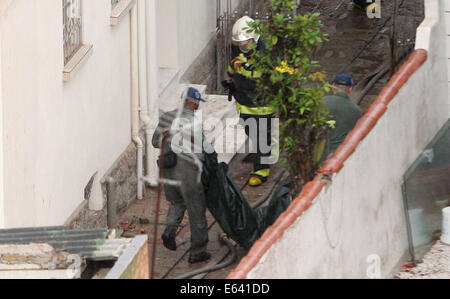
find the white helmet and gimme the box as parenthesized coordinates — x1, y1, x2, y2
(232, 16, 260, 52)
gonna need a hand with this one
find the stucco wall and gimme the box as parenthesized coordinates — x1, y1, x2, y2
(157, 0, 244, 109)
(176, 0, 217, 76)
(246, 0, 450, 278)
(445, 0, 450, 97)
(156, 0, 222, 74)
(0, 0, 132, 228)
(0, 6, 4, 228)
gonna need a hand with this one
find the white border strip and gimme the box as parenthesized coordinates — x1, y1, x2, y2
(0, 21, 4, 228)
(105, 235, 148, 279)
(415, 0, 441, 51)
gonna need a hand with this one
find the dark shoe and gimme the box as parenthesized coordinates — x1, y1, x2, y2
(188, 252, 211, 264)
(161, 227, 177, 251)
(243, 153, 258, 164)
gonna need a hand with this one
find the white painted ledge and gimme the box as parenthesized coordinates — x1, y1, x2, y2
(415, 0, 440, 51)
(62, 44, 93, 82)
(110, 0, 136, 26)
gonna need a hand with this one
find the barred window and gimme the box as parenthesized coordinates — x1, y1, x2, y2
(111, 0, 120, 9)
(63, 0, 83, 65)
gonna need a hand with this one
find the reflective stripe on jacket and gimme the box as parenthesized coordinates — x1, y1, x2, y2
(236, 103, 276, 116)
(228, 43, 275, 116)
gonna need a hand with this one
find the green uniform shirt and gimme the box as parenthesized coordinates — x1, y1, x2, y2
(320, 92, 363, 164)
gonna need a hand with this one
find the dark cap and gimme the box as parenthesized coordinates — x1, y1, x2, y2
(333, 73, 355, 87)
(186, 87, 206, 102)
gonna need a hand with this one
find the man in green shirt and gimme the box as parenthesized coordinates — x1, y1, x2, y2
(319, 73, 363, 165)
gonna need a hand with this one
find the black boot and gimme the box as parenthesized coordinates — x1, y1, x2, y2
(161, 226, 177, 251)
(188, 252, 211, 264)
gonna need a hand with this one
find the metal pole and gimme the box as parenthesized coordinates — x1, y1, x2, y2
(216, 0, 222, 92)
(390, 0, 398, 76)
(106, 177, 118, 229)
(149, 134, 167, 279)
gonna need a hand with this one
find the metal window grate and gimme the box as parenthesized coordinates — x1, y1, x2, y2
(111, 0, 120, 9)
(63, 0, 83, 65)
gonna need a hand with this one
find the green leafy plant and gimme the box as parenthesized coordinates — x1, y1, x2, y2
(247, 0, 332, 191)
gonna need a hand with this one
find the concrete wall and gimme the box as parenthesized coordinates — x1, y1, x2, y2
(246, 0, 450, 278)
(158, 0, 245, 111)
(156, 0, 220, 77)
(0, 3, 4, 228)
(0, 0, 243, 229)
(445, 0, 450, 97)
(176, 0, 217, 76)
(0, 0, 132, 228)
(180, 0, 249, 93)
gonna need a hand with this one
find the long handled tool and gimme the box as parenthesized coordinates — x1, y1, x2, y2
(149, 133, 169, 279)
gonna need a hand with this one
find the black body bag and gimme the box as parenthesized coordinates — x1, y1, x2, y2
(157, 150, 178, 169)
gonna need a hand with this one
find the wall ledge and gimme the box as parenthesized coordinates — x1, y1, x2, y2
(110, 0, 136, 26)
(62, 44, 93, 82)
(415, 0, 440, 51)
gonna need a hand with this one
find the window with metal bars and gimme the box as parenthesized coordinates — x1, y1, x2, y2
(63, 0, 83, 65)
(111, 0, 120, 9)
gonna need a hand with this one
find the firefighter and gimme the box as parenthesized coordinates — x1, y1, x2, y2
(227, 16, 275, 187)
(353, 0, 380, 13)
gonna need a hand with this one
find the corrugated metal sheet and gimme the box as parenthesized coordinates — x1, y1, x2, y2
(0, 226, 131, 262)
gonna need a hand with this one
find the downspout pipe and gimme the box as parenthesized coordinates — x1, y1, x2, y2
(137, 0, 150, 125)
(106, 177, 118, 229)
(142, 0, 160, 187)
(136, 0, 154, 186)
(130, 3, 144, 200)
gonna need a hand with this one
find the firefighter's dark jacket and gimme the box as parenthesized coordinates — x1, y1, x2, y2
(228, 40, 267, 110)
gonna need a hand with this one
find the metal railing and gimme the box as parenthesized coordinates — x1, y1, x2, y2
(63, 0, 83, 65)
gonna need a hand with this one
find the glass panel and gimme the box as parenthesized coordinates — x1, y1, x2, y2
(402, 119, 450, 263)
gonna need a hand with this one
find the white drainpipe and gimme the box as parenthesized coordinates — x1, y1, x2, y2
(137, 0, 158, 187)
(144, 0, 160, 186)
(130, 3, 144, 200)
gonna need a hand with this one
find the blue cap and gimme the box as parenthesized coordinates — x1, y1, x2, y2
(333, 73, 355, 87)
(186, 87, 206, 102)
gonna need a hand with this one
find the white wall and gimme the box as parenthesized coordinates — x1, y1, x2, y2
(0, 0, 241, 228)
(156, 0, 179, 69)
(0, 0, 132, 227)
(176, 0, 217, 76)
(445, 0, 450, 97)
(156, 0, 244, 111)
(176, 0, 244, 76)
(156, 0, 218, 73)
(247, 0, 450, 278)
(0, 7, 4, 228)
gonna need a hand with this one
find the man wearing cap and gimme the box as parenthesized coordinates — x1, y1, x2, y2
(318, 73, 363, 165)
(152, 87, 213, 264)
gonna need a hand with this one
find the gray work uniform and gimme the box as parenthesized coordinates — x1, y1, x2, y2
(152, 108, 212, 255)
(320, 92, 363, 165)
